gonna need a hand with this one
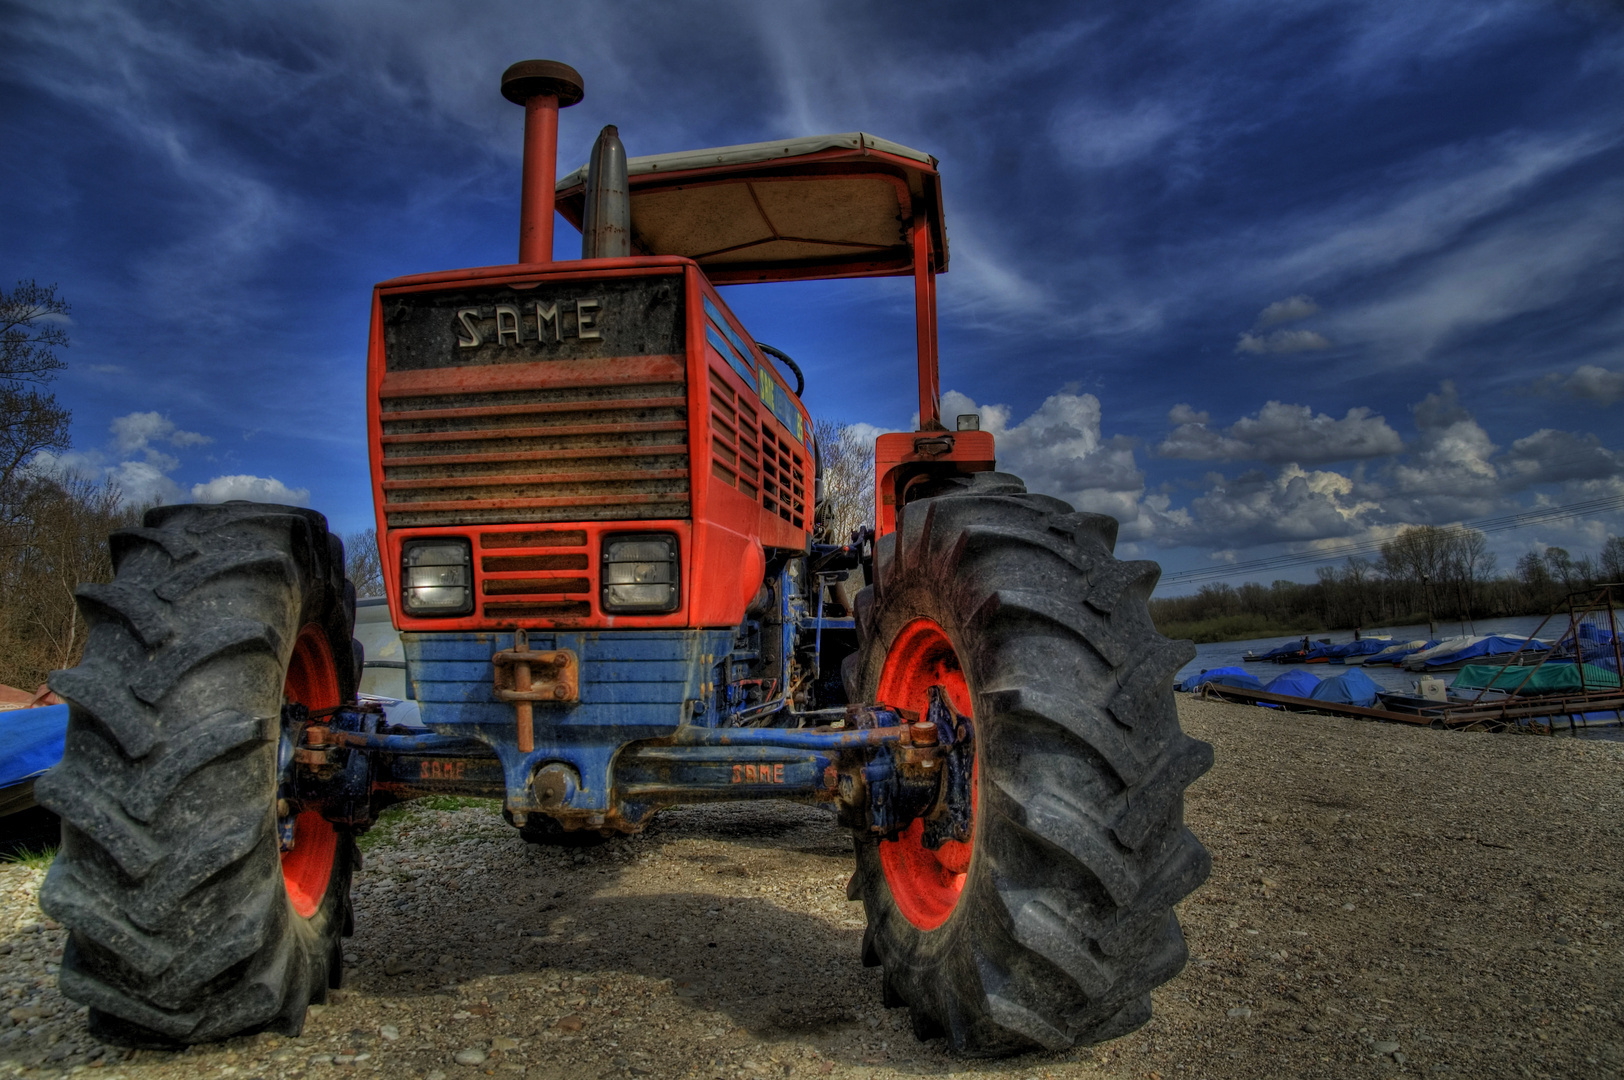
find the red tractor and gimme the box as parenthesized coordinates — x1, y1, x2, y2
(37, 60, 1210, 1055)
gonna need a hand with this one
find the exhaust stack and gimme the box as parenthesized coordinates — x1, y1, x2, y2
(582, 125, 630, 259)
(501, 59, 584, 265)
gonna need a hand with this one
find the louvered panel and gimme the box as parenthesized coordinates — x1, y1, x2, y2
(380, 377, 690, 528)
(707, 367, 762, 500)
(760, 428, 807, 529)
(476, 528, 594, 619)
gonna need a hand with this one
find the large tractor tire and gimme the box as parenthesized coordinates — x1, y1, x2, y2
(845, 473, 1212, 1056)
(36, 502, 360, 1044)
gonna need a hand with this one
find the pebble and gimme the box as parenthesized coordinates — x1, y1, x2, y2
(1226, 1006, 1252, 1019)
(0, 701, 1616, 1080)
(454, 1047, 488, 1065)
(1372, 1040, 1400, 1055)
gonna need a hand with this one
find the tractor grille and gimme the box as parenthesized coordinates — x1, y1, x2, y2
(708, 368, 806, 530)
(379, 375, 690, 528)
(475, 527, 592, 620)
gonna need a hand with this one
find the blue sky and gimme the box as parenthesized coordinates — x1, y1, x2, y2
(4, 1, 1623, 594)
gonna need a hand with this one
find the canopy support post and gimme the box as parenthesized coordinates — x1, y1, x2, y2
(912, 215, 943, 431)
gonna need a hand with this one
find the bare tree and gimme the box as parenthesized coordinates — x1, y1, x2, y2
(344, 528, 385, 597)
(1, 281, 73, 536)
(1544, 546, 1579, 592)
(813, 418, 874, 543)
(1601, 536, 1624, 583)
(0, 473, 138, 689)
(1444, 527, 1494, 629)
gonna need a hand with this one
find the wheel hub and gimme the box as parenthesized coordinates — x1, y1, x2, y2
(280, 624, 340, 919)
(875, 618, 977, 931)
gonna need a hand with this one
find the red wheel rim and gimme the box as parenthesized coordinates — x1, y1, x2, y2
(281, 624, 339, 919)
(876, 618, 975, 931)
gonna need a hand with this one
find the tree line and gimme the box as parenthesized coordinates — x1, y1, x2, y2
(1149, 523, 1624, 643)
(0, 282, 385, 691)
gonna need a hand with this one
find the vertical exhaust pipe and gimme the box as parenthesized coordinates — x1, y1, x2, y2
(501, 59, 584, 265)
(582, 125, 630, 259)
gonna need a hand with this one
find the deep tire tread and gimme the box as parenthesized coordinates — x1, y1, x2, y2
(848, 477, 1211, 1055)
(38, 501, 356, 1045)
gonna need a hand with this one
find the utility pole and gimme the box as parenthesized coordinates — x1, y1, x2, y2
(1421, 573, 1436, 637)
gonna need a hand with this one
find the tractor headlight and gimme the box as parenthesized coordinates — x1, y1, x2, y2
(601, 533, 679, 613)
(400, 538, 473, 616)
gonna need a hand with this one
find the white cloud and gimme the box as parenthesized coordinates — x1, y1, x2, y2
(1176, 464, 1381, 548)
(190, 475, 311, 506)
(1275, 129, 1617, 288)
(1051, 99, 1183, 170)
(1235, 328, 1333, 354)
(940, 388, 1162, 538)
(26, 410, 311, 509)
(1254, 294, 1319, 327)
(1158, 401, 1403, 465)
(1500, 429, 1624, 489)
(1553, 364, 1624, 405)
(1167, 403, 1208, 425)
(110, 410, 211, 455)
(108, 459, 185, 505)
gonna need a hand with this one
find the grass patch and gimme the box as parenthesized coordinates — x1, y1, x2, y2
(1155, 614, 1320, 644)
(414, 796, 500, 813)
(358, 796, 502, 850)
(0, 846, 56, 870)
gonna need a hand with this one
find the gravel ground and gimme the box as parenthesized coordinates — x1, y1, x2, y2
(1, 698, 1621, 1080)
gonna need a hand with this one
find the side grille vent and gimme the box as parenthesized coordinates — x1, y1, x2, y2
(707, 368, 805, 530)
(760, 428, 806, 529)
(708, 369, 761, 500)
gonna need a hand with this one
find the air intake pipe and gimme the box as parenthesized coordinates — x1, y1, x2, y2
(582, 125, 630, 259)
(502, 59, 584, 265)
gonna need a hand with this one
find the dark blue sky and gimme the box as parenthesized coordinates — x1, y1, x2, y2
(5, 1, 1623, 592)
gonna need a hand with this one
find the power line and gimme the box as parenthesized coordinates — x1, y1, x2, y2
(1160, 491, 1624, 588)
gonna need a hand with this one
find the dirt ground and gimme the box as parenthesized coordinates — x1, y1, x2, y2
(1, 697, 1620, 1080)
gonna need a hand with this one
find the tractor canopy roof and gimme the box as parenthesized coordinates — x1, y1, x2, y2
(555, 133, 946, 285)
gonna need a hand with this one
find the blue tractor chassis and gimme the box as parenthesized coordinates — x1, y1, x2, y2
(293, 612, 969, 841)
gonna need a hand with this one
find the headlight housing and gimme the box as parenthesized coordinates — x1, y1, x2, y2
(600, 533, 679, 613)
(400, 538, 473, 616)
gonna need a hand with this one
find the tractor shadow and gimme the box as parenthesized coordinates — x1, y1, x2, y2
(340, 798, 1056, 1072)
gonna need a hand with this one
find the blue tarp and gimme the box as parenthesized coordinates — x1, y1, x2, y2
(1177, 667, 1264, 693)
(1417, 634, 1549, 668)
(0, 704, 67, 790)
(1252, 641, 1305, 661)
(1308, 668, 1382, 707)
(1263, 669, 1322, 696)
(1325, 638, 1392, 659)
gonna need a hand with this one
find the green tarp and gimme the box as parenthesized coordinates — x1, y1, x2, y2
(1454, 663, 1621, 695)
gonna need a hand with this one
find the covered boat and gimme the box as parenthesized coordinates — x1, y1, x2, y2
(1401, 635, 1549, 671)
(1308, 668, 1383, 708)
(1453, 662, 1621, 696)
(1177, 667, 1264, 693)
(1322, 636, 1393, 662)
(1243, 640, 1309, 662)
(1352, 639, 1434, 666)
(1263, 669, 1322, 696)
(0, 703, 67, 818)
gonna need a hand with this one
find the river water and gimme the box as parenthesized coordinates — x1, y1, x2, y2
(1170, 612, 1624, 741)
